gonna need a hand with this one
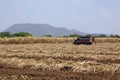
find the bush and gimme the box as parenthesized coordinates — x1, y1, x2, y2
(98, 34, 107, 37)
(12, 32, 32, 37)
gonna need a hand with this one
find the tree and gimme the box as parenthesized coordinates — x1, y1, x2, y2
(110, 34, 120, 38)
(0, 32, 11, 38)
(69, 34, 80, 37)
(110, 34, 114, 37)
(99, 34, 107, 37)
(12, 32, 32, 37)
(114, 34, 120, 38)
(43, 35, 52, 37)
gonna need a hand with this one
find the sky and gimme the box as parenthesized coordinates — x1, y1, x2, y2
(0, 0, 120, 34)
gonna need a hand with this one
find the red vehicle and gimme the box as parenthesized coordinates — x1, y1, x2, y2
(73, 36, 94, 45)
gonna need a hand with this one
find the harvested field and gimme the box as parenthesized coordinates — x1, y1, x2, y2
(0, 37, 120, 44)
(0, 38, 120, 80)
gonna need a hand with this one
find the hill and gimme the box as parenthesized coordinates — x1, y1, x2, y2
(4, 23, 85, 36)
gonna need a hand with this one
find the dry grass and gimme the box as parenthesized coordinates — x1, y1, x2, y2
(95, 38, 120, 43)
(0, 38, 120, 79)
(0, 37, 120, 44)
(0, 42, 120, 75)
(0, 37, 73, 44)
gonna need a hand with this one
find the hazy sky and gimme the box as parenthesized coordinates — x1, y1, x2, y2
(0, 0, 120, 34)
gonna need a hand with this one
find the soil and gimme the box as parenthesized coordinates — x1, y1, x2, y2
(0, 63, 120, 80)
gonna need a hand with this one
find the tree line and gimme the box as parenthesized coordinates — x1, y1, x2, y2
(0, 32, 32, 38)
(0, 32, 120, 38)
(63, 34, 120, 38)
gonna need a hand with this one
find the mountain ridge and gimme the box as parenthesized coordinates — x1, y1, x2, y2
(4, 23, 85, 36)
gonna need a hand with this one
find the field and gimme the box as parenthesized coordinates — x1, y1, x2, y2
(0, 37, 120, 80)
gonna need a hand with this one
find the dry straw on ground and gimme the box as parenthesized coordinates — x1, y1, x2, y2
(0, 37, 120, 44)
(0, 37, 120, 80)
(0, 43, 120, 74)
